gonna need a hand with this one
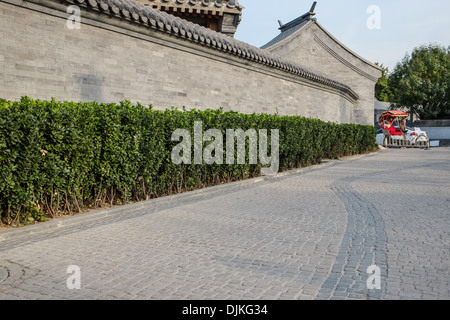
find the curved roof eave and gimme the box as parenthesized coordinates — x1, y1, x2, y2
(261, 19, 314, 50)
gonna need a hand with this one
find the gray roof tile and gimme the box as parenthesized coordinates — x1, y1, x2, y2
(261, 19, 311, 49)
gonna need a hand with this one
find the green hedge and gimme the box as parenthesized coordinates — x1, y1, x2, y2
(0, 97, 377, 225)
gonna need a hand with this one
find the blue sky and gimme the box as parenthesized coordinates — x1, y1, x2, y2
(234, 0, 450, 72)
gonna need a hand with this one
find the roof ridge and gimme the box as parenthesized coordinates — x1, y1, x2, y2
(260, 19, 312, 50)
(278, 1, 316, 32)
(137, 0, 244, 10)
(64, 0, 359, 100)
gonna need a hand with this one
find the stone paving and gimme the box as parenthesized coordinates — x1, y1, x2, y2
(0, 147, 449, 300)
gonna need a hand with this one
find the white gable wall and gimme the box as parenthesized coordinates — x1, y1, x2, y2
(265, 21, 382, 125)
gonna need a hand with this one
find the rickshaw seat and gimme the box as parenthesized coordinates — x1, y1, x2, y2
(386, 126, 403, 136)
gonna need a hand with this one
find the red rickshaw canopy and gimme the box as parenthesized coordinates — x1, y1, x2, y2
(378, 111, 409, 128)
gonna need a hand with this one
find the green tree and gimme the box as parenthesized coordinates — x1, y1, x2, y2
(389, 44, 450, 120)
(374, 63, 392, 102)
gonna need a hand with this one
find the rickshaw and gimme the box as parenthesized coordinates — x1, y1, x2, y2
(378, 111, 429, 148)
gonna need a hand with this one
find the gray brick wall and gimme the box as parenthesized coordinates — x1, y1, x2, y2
(0, 0, 360, 124)
(265, 22, 382, 125)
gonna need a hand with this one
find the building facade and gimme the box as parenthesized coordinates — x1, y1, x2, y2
(135, 0, 243, 36)
(261, 2, 382, 125)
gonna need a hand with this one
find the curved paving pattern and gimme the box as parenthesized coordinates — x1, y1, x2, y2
(317, 176, 387, 300)
(0, 260, 40, 293)
(0, 266, 8, 284)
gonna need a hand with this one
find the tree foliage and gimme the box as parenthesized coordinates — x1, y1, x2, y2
(375, 63, 393, 102)
(388, 44, 450, 120)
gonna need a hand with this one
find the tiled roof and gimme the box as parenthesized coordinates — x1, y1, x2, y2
(260, 18, 311, 50)
(135, 0, 243, 36)
(260, 3, 317, 50)
(137, 0, 244, 14)
(261, 2, 317, 49)
(65, 0, 359, 100)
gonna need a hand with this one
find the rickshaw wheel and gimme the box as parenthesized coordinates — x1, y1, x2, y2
(415, 136, 429, 148)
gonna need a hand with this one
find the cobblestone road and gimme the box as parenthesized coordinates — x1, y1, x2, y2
(0, 148, 449, 300)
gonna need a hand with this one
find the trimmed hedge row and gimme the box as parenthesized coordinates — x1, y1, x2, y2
(0, 97, 377, 225)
